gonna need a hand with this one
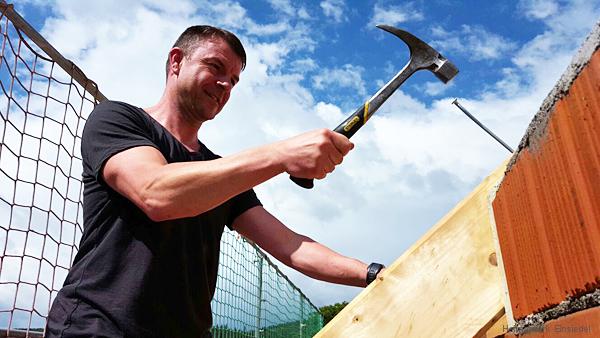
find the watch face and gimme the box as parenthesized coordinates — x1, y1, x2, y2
(367, 263, 384, 284)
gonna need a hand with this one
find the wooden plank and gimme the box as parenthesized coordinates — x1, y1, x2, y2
(484, 313, 508, 338)
(488, 186, 516, 327)
(473, 309, 508, 338)
(316, 163, 507, 338)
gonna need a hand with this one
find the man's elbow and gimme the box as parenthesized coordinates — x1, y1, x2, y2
(139, 193, 175, 222)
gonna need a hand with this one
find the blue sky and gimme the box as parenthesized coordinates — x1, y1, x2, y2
(12, 0, 600, 308)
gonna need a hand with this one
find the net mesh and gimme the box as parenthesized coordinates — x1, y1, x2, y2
(214, 230, 323, 337)
(0, 5, 97, 337)
(0, 3, 322, 338)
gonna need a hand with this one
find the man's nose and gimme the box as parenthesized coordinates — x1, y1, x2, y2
(216, 77, 233, 91)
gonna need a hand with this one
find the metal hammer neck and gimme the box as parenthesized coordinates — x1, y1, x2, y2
(364, 62, 416, 120)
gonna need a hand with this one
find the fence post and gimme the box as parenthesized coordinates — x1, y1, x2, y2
(299, 293, 304, 338)
(254, 255, 263, 338)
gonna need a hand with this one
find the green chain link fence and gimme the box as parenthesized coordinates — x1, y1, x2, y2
(0, 2, 323, 336)
(214, 229, 323, 337)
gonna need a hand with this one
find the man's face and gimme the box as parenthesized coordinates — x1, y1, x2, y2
(174, 38, 242, 123)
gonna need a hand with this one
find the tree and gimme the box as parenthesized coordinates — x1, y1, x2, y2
(319, 301, 348, 325)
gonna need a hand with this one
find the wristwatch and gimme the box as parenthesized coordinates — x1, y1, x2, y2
(366, 262, 384, 284)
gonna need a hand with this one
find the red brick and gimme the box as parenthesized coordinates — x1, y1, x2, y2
(493, 49, 600, 319)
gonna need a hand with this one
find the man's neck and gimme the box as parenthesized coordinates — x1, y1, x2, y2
(144, 98, 203, 152)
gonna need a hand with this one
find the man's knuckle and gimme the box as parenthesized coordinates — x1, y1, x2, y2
(317, 129, 332, 140)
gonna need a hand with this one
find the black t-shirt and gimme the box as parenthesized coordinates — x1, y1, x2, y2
(46, 100, 262, 337)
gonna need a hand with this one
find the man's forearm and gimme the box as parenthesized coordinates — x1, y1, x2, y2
(234, 207, 381, 288)
(140, 145, 282, 221)
(287, 237, 370, 287)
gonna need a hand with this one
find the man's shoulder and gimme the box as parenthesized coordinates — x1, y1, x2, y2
(83, 100, 154, 144)
(88, 100, 149, 124)
(93, 100, 141, 114)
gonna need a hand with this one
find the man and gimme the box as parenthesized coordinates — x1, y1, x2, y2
(46, 25, 384, 337)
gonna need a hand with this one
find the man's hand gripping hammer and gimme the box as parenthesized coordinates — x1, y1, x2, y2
(290, 25, 459, 189)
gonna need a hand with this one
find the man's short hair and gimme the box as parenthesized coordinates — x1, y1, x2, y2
(166, 25, 246, 76)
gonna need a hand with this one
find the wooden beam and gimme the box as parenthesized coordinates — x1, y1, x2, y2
(474, 309, 508, 338)
(316, 163, 507, 338)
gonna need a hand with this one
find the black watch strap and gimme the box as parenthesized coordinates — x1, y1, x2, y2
(366, 262, 384, 284)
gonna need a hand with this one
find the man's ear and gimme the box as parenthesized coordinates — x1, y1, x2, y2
(168, 47, 184, 76)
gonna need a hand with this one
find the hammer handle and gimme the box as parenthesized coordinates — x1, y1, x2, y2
(288, 104, 369, 189)
(289, 176, 315, 189)
(332, 103, 371, 137)
(289, 58, 419, 189)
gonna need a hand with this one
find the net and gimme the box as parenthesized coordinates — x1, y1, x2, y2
(0, 2, 322, 337)
(0, 3, 99, 337)
(214, 230, 323, 337)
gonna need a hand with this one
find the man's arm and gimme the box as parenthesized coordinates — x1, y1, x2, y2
(103, 129, 353, 221)
(232, 206, 372, 287)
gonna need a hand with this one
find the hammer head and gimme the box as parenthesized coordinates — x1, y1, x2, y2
(377, 25, 458, 83)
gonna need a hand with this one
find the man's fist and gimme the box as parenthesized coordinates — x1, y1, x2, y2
(275, 129, 354, 179)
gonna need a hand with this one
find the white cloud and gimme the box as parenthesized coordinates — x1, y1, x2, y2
(368, 2, 424, 28)
(252, 42, 289, 69)
(546, 0, 600, 33)
(35, 1, 317, 106)
(507, 0, 600, 104)
(519, 0, 559, 19)
(315, 101, 344, 125)
(413, 80, 455, 97)
(290, 58, 317, 73)
(267, 0, 296, 17)
(320, 0, 347, 23)
(266, 0, 313, 20)
(194, 0, 298, 37)
(312, 64, 366, 96)
(494, 68, 525, 97)
(279, 23, 318, 53)
(370, 95, 521, 181)
(431, 25, 517, 61)
(297, 7, 311, 20)
(245, 21, 290, 36)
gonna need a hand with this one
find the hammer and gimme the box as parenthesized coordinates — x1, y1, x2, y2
(290, 25, 459, 189)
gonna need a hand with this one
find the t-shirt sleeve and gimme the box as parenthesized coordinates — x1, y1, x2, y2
(226, 188, 262, 228)
(199, 144, 263, 228)
(82, 101, 158, 181)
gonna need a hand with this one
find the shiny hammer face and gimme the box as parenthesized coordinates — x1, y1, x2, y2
(377, 25, 458, 83)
